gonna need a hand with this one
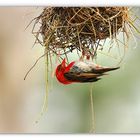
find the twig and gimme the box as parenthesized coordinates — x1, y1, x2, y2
(89, 83, 96, 133)
(34, 48, 49, 124)
(24, 52, 47, 80)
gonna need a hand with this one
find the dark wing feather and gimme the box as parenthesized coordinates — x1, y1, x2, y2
(64, 72, 103, 83)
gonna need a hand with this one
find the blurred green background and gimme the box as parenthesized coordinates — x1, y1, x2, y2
(0, 7, 140, 133)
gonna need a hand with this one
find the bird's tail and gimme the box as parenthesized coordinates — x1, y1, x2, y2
(93, 66, 120, 74)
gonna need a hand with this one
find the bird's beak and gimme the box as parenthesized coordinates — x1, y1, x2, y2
(61, 58, 66, 67)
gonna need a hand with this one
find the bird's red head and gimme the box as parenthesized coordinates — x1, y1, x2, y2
(55, 58, 75, 84)
(56, 58, 66, 74)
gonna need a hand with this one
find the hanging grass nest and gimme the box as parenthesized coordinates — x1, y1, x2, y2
(32, 7, 132, 60)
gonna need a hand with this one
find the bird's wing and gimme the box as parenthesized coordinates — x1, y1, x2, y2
(64, 72, 104, 82)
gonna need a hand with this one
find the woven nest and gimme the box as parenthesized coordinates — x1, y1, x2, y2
(32, 7, 130, 60)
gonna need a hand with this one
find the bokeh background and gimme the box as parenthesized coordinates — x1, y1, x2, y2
(0, 7, 140, 133)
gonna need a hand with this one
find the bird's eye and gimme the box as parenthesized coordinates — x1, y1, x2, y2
(57, 65, 62, 71)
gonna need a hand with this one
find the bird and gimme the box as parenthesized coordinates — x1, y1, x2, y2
(55, 58, 120, 84)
